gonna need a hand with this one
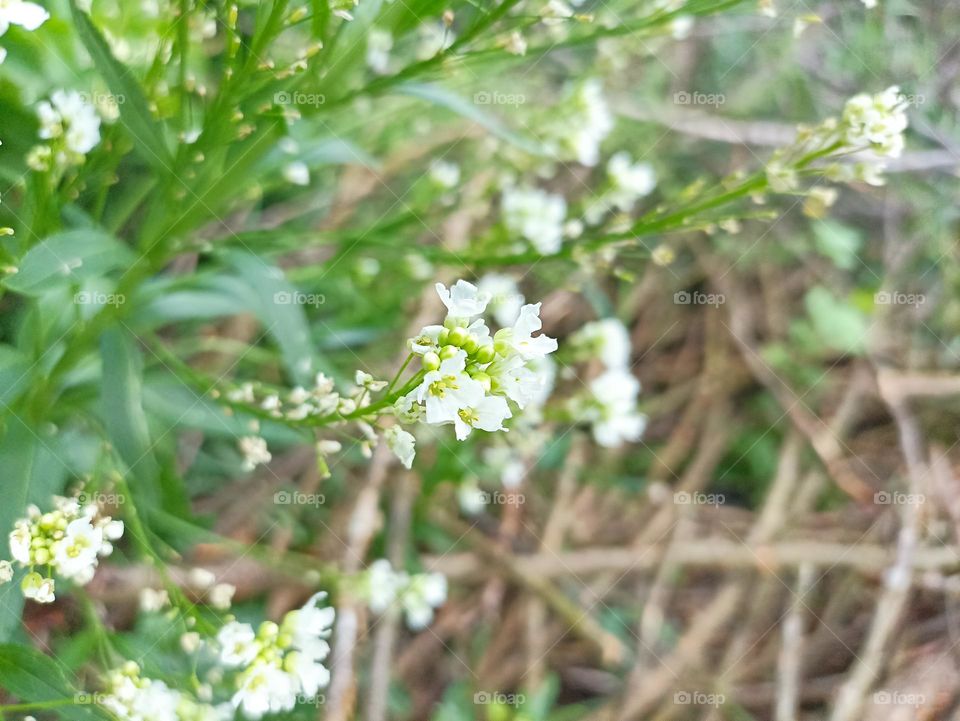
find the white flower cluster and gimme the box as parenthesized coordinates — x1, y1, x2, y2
(362, 559, 447, 630)
(393, 280, 557, 466)
(767, 85, 909, 191)
(4, 495, 123, 603)
(501, 185, 568, 255)
(0, 0, 48, 63)
(215, 592, 334, 719)
(584, 151, 657, 225)
(100, 662, 231, 721)
(841, 85, 908, 159)
(567, 319, 646, 447)
(543, 79, 614, 167)
(30, 90, 102, 170)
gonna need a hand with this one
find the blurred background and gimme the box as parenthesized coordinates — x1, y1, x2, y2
(0, 1, 959, 720)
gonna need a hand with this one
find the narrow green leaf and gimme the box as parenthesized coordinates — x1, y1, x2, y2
(4, 229, 134, 296)
(100, 327, 161, 498)
(0, 643, 109, 721)
(395, 82, 545, 155)
(68, 0, 174, 172)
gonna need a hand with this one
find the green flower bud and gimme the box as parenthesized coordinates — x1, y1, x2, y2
(33, 548, 50, 565)
(494, 339, 511, 356)
(438, 328, 450, 345)
(422, 352, 441, 371)
(463, 336, 479, 354)
(447, 327, 469, 347)
(439, 345, 459, 360)
(475, 344, 496, 364)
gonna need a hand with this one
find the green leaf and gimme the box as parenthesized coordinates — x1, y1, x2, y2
(68, 0, 174, 172)
(3, 229, 133, 296)
(100, 327, 161, 497)
(804, 286, 869, 354)
(0, 643, 110, 720)
(813, 219, 862, 270)
(395, 82, 545, 155)
(225, 251, 320, 386)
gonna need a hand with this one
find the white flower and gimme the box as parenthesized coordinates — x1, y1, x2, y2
(435, 280, 490, 320)
(233, 664, 298, 719)
(545, 79, 613, 167)
(139, 587, 169, 612)
(606, 152, 656, 211)
(477, 273, 524, 327)
(218, 621, 261, 667)
(0, 560, 12, 583)
(502, 30, 527, 55)
(541, 0, 573, 25)
(400, 573, 447, 630)
(209, 583, 236, 610)
(366, 559, 405, 613)
(457, 479, 487, 515)
(842, 85, 908, 158)
(572, 318, 631, 368)
(365, 27, 392, 73)
(429, 159, 460, 189)
(413, 350, 485, 424)
(587, 368, 646, 447)
(53, 517, 103, 583)
(385, 426, 416, 469)
(36, 90, 101, 156)
(416, 22, 454, 60)
(282, 161, 310, 186)
(286, 591, 335, 654)
(497, 303, 558, 360)
(501, 186, 567, 255)
(21, 572, 55, 603)
(453, 395, 512, 440)
(285, 651, 330, 697)
(239, 436, 271, 471)
(9, 521, 31, 564)
(189, 567, 217, 588)
(0, 0, 48, 63)
(0, 0, 49, 35)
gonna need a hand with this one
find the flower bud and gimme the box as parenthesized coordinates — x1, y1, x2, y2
(447, 327, 469, 347)
(439, 345, 459, 360)
(422, 352, 441, 371)
(438, 328, 450, 345)
(475, 344, 496, 364)
(463, 336, 479, 354)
